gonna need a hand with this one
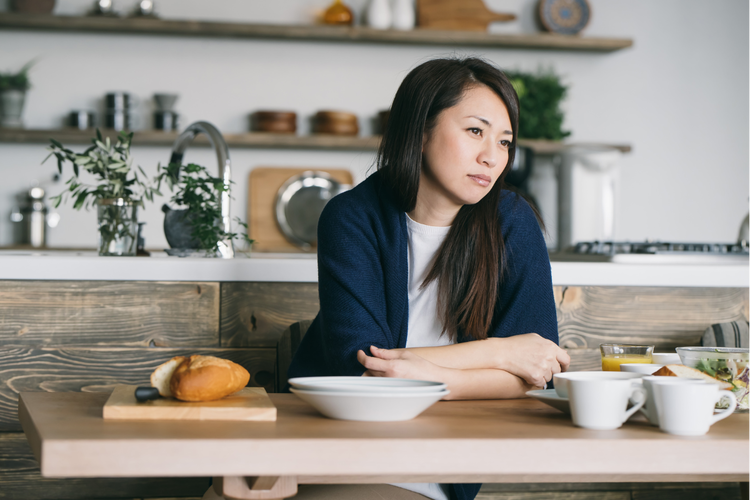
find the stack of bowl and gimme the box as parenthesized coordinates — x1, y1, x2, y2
(251, 111, 297, 134)
(288, 376, 448, 421)
(312, 110, 359, 136)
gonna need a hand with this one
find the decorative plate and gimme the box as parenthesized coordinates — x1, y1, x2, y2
(538, 0, 591, 35)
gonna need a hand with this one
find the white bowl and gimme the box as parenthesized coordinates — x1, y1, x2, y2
(620, 363, 663, 374)
(553, 371, 643, 398)
(288, 376, 447, 393)
(652, 352, 682, 365)
(290, 388, 448, 421)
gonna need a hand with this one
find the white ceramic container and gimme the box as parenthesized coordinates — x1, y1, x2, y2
(553, 371, 643, 399)
(620, 363, 662, 374)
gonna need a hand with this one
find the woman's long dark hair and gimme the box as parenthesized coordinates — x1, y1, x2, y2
(377, 57, 520, 341)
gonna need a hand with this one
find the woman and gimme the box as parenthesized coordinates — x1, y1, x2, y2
(206, 57, 569, 500)
(287, 57, 568, 500)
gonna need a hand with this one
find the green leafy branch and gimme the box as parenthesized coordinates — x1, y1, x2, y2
(43, 129, 160, 210)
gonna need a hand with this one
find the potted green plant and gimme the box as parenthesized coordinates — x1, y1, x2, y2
(157, 162, 253, 257)
(44, 130, 159, 256)
(506, 68, 571, 140)
(0, 60, 34, 128)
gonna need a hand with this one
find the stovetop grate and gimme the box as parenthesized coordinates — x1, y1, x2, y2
(573, 241, 749, 256)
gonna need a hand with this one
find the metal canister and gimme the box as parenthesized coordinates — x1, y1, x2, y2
(10, 187, 49, 247)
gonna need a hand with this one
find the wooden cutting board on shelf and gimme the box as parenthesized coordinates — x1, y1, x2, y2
(248, 167, 353, 253)
(417, 0, 516, 31)
(102, 385, 276, 421)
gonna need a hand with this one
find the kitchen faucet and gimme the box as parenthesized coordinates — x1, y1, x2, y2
(169, 121, 234, 258)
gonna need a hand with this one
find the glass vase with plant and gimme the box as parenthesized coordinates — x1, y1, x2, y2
(0, 59, 34, 128)
(157, 161, 253, 257)
(44, 130, 159, 256)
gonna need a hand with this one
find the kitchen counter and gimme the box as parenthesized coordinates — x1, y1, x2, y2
(0, 250, 746, 287)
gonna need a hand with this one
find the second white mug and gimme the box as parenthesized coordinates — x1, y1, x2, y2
(652, 380, 737, 436)
(640, 376, 707, 426)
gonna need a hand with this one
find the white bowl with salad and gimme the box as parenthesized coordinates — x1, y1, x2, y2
(676, 347, 749, 411)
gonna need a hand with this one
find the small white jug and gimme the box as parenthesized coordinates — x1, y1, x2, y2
(366, 0, 392, 29)
(392, 0, 415, 30)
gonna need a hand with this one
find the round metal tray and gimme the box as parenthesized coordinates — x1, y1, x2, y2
(275, 171, 350, 250)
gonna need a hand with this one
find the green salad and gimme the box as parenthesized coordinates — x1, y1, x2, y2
(695, 354, 749, 409)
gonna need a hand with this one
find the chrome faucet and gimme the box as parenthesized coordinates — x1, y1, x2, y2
(169, 121, 234, 258)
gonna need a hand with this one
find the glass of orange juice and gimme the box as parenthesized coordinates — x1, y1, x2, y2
(600, 344, 654, 371)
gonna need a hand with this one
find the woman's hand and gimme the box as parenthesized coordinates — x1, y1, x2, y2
(494, 334, 570, 387)
(357, 346, 448, 382)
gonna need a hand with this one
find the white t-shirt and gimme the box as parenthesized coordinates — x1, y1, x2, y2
(391, 214, 453, 500)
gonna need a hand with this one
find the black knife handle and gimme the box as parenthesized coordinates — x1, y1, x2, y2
(135, 386, 161, 402)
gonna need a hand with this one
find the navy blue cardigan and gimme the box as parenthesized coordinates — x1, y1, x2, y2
(288, 172, 558, 500)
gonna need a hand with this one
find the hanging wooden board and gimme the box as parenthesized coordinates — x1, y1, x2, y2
(102, 385, 276, 421)
(248, 167, 353, 253)
(417, 0, 516, 31)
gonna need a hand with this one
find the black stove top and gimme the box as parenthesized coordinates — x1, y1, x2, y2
(573, 241, 749, 256)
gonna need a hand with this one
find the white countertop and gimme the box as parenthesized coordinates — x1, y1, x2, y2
(0, 251, 747, 287)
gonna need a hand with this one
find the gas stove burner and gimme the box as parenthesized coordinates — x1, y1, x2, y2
(573, 241, 750, 256)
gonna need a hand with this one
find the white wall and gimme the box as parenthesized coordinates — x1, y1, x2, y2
(0, 0, 747, 250)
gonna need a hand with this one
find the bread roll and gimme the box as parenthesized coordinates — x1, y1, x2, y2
(150, 356, 187, 397)
(652, 364, 733, 390)
(169, 355, 251, 402)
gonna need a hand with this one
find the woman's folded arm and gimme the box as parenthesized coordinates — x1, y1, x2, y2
(395, 335, 569, 387)
(358, 346, 538, 399)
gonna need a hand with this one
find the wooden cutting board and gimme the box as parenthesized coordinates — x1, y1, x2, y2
(102, 385, 277, 421)
(417, 0, 516, 31)
(248, 167, 353, 253)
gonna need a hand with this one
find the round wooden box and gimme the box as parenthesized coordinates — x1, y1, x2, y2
(312, 110, 359, 136)
(251, 111, 297, 134)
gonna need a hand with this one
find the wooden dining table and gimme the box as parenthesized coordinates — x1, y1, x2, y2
(18, 391, 749, 500)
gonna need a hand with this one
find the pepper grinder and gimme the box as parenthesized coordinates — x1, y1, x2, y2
(90, 0, 117, 16)
(737, 198, 750, 247)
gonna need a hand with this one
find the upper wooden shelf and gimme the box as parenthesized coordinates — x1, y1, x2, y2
(0, 13, 633, 52)
(0, 128, 631, 154)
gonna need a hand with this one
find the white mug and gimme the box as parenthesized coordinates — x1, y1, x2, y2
(640, 376, 706, 426)
(653, 380, 737, 436)
(554, 371, 643, 399)
(567, 377, 647, 430)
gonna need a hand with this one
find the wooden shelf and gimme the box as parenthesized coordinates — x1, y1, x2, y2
(0, 13, 633, 52)
(0, 128, 631, 154)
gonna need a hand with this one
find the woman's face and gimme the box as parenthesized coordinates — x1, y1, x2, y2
(419, 84, 512, 216)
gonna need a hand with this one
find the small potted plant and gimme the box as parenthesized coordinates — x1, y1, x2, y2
(44, 130, 159, 256)
(506, 68, 571, 140)
(0, 60, 34, 128)
(157, 161, 253, 257)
